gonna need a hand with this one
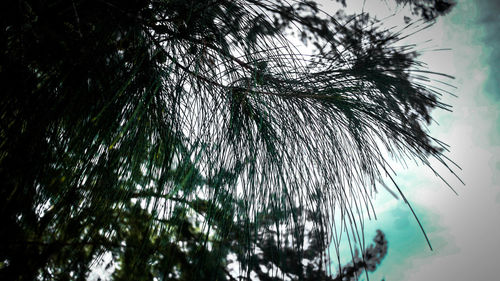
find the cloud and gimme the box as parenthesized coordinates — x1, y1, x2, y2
(475, 1, 500, 100)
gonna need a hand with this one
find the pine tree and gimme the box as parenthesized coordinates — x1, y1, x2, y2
(0, 0, 455, 279)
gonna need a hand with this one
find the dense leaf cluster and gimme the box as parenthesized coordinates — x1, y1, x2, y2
(1, 0, 454, 280)
(396, 0, 456, 21)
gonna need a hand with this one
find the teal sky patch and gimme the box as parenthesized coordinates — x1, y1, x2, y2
(327, 1, 500, 279)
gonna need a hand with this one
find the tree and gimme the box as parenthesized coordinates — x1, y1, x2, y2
(0, 0, 455, 280)
(395, 0, 456, 21)
(107, 202, 389, 281)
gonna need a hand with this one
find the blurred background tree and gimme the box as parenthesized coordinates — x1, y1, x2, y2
(0, 0, 454, 279)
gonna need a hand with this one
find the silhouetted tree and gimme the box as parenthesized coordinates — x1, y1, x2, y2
(0, 0, 455, 280)
(396, 0, 456, 20)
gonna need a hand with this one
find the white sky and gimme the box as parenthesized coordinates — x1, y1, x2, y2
(319, 0, 500, 280)
(389, 1, 500, 279)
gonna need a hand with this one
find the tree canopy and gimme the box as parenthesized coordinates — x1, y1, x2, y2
(0, 0, 456, 280)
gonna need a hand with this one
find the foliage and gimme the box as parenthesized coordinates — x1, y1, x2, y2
(396, 0, 456, 21)
(0, 0, 455, 280)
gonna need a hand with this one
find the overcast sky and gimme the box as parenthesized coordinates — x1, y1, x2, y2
(323, 0, 500, 280)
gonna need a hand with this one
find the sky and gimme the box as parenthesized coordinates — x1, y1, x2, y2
(324, 1, 500, 280)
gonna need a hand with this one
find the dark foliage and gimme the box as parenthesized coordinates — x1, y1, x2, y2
(396, 0, 456, 21)
(0, 0, 455, 280)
